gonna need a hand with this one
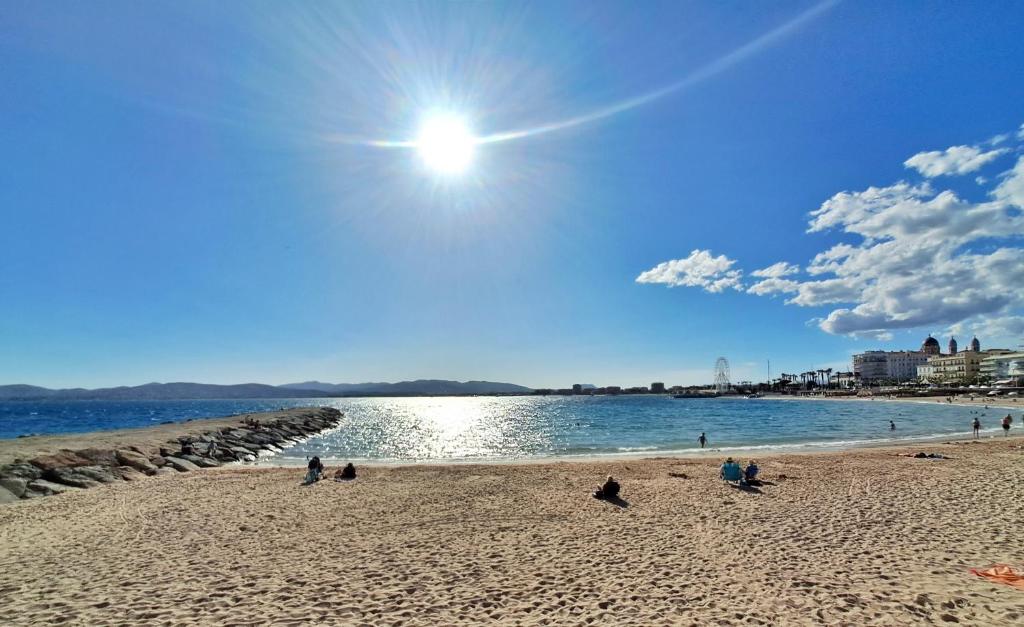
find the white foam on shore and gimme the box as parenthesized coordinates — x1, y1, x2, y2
(257, 426, 1018, 467)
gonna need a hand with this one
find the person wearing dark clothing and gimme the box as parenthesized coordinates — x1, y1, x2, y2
(698, 432, 708, 449)
(335, 463, 357, 480)
(743, 460, 760, 485)
(972, 418, 981, 439)
(593, 475, 620, 500)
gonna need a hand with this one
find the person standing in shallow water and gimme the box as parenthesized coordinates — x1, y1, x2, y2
(972, 417, 981, 439)
(698, 432, 708, 449)
(890, 420, 896, 431)
(1002, 414, 1012, 436)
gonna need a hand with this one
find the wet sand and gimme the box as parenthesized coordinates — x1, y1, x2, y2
(1, 436, 1023, 625)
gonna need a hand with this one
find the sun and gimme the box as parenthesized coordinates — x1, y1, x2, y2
(415, 113, 476, 174)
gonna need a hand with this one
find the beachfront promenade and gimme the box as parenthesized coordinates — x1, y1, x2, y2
(1, 409, 1023, 625)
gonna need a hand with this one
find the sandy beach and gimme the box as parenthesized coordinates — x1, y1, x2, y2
(2, 433, 1023, 626)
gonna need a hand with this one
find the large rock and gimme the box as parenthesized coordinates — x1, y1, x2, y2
(0, 477, 29, 498)
(44, 467, 102, 489)
(151, 467, 177, 477)
(0, 485, 21, 504)
(115, 449, 158, 474)
(115, 466, 146, 481)
(74, 448, 119, 466)
(30, 450, 92, 471)
(0, 463, 43, 481)
(74, 465, 121, 484)
(180, 454, 220, 468)
(26, 479, 81, 496)
(163, 457, 200, 472)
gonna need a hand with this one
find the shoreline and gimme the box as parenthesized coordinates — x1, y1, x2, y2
(4, 398, 1021, 469)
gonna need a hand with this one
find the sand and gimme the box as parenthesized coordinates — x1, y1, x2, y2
(2, 437, 1023, 625)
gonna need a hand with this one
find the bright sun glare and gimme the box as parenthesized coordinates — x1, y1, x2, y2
(415, 114, 476, 174)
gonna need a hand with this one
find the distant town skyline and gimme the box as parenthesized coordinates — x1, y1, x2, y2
(3, 2, 1024, 389)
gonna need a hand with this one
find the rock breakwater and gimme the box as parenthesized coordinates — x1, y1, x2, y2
(0, 407, 342, 502)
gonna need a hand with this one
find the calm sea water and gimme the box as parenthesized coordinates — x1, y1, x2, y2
(2, 396, 1013, 461)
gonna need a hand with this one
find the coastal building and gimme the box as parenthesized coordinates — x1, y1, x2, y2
(970, 336, 981, 352)
(853, 352, 888, 382)
(853, 350, 930, 383)
(979, 351, 1024, 385)
(650, 382, 666, 394)
(919, 348, 1011, 385)
(921, 335, 941, 356)
(948, 337, 958, 355)
(572, 384, 582, 394)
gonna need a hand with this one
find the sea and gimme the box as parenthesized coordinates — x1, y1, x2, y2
(0, 396, 1013, 463)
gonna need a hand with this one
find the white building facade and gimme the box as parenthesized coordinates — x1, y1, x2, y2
(853, 350, 930, 383)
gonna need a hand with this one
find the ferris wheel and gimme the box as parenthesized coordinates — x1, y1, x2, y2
(714, 357, 731, 394)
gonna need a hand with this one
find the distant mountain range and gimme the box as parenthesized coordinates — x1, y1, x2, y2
(278, 380, 533, 396)
(0, 380, 534, 400)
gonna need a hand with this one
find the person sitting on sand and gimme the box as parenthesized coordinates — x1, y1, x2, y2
(743, 460, 759, 485)
(305, 456, 324, 483)
(720, 457, 742, 483)
(334, 463, 356, 480)
(593, 475, 620, 500)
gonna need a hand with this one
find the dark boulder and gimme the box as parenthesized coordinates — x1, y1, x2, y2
(0, 463, 43, 481)
(115, 466, 146, 481)
(74, 448, 119, 466)
(180, 454, 220, 468)
(45, 467, 102, 489)
(0, 477, 29, 498)
(30, 450, 92, 472)
(26, 479, 80, 496)
(115, 449, 158, 475)
(163, 457, 200, 472)
(0, 484, 21, 503)
(74, 465, 121, 484)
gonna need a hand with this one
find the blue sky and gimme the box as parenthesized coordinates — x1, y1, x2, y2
(2, 1, 1023, 389)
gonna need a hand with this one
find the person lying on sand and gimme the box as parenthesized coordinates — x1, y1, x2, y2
(593, 475, 620, 500)
(334, 463, 356, 481)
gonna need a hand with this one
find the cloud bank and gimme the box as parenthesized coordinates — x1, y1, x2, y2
(637, 125, 1024, 343)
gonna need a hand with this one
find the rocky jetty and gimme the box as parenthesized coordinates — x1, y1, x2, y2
(0, 407, 342, 502)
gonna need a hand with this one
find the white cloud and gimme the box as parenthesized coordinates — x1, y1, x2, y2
(747, 278, 800, 296)
(993, 155, 1024, 209)
(904, 144, 1008, 177)
(637, 123, 1024, 348)
(635, 249, 743, 293)
(751, 261, 800, 278)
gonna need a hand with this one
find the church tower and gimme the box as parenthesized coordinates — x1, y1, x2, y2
(970, 336, 981, 352)
(948, 337, 958, 355)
